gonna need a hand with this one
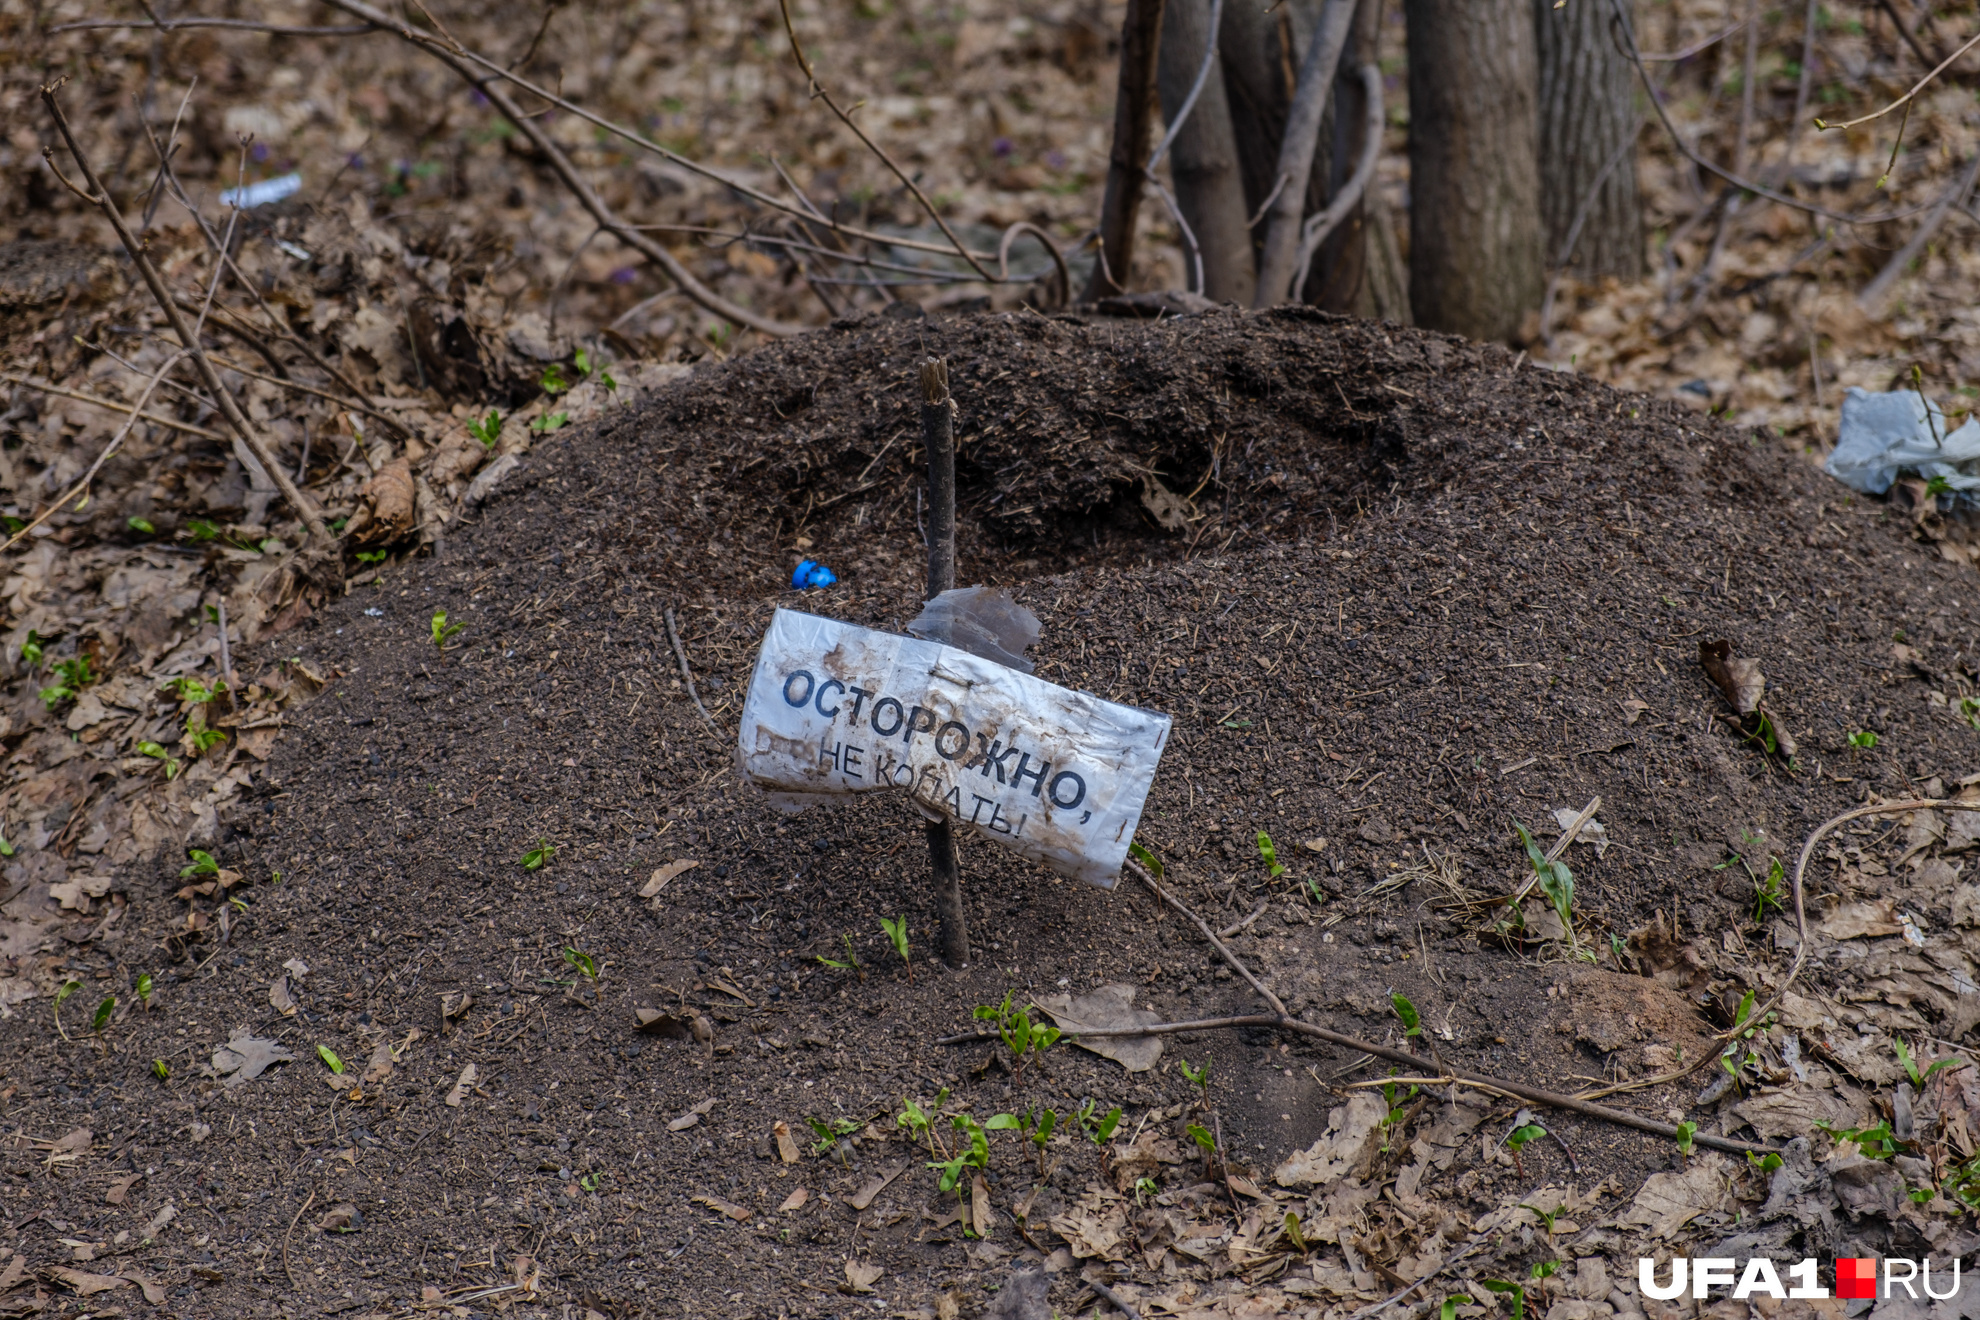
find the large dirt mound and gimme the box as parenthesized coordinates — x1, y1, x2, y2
(5, 309, 1976, 1320)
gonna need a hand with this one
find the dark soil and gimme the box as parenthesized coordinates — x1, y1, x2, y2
(5, 307, 1977, 1320)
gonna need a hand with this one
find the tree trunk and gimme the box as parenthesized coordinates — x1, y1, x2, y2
(1404, 0, 1544, 341)
(1308, 0, 1388, 311)
(1157, 0, 1256, 304)
(1218, 0, 1313, 233)
(1533, 0, 1643, 277)
(1086, 0, 1167, 300)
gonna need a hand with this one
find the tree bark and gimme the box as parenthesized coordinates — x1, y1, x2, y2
(920, 358, 968, 968)
(1405, 0, 1545, 341)
(1157, 0, 1256, 304)
(1086, 0, 1167, 300)
(1534, 0, 1643, 277)
(1309, 0, 1388, 312)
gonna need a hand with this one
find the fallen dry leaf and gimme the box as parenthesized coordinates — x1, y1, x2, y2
(46, 1266, 127, 1296)
(121, 1268, 164, 1304)
(694, 1195, 750, 1221)
(1697, 639, 1797, 756)
(844, 1259, 883, 1293)
(778, 1186, 809, 1212)
(634, 1008, 693, 1039)
(1274, 1094, 1385, 1189)
(1035, 983, 1163, 1073)
(1819, 900, 1905, 940)
(444, 1062, 478, 1108)
(641, 859, 699, 897)
(1619, 698, 1650, 724)
(269, 975, 299, 1016)
(0, 1253, 22, 1293)
(360, 1042, 396, 1086)
(668, 1098, 717, 1132)
(346, 456, 415, 545)
(1617, 1153, 1731, 1237)
(773, 1121, 802, 1164)
(104, 1173, 139, 1206)
(970, 1172, 995, 1237)
(316, 1203, 363, 1233)
(850, 1162, 907, 1210)
(211, 1032, 294, 1088)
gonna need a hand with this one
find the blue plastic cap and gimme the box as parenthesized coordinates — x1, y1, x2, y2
(792, 559, 838, 590)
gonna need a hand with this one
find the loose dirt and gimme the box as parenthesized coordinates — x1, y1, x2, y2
(3, 307, 1976, 1320)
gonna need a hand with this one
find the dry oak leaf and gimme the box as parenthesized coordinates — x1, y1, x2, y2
(1697, 639, 1797, 756)
(844, 1260, 883, 1293)
(641, 859, 699, 898)
(777, 1187, 809, 1212)
(211, 1032, 293, 1087)
(46, 1266, 128, 1296)
(345, 457, 415, 546)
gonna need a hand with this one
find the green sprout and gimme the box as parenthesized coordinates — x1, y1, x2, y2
(1513, 819, 1579, 953)
(53, 978, 82, 1041)
(91, 996, 115, 1035)
(1847, 729, 1878, 748)
(1024, 1107, 1057, 1174)
(166, 676, 225, 704)
(127, 517, 155, 534)
(1180, 1055, 1211, 1106)
(807, 1115, 861, 1162)
(1075, 1100, 1122, 1146)
(1482, 1281, 1527, 1320)
(0, 831, 12, 857)
(355, 550, 388, 565)
(816, 933, 862, 972)
(136, 973, 153, 1008)
(1441, 1295, 1476, 1320)
(1747, 1150, 1785, 1174)
(183, 518, 221, 543)
(1133, 1175, 1159, 1205)
(39, 655, 95, 710)
(152, 1058, 170, 1080)
(431, 609, 465, 652)
(180, 849, 220, 880)
(1127, 839, 1163, 877)
(579, 1171, 603, 1192)
(1391, 991, 1423, 1038)
(1751, 855, 1786, 923)
(186, 719, 225, 754)
(1675, 1120, 1697, 1156)
(521, 838, 555, 870)
(1894, 1038, 1963, 1088)
(895, 1091, 948, 1157)
(562, 947, 598, 981)
(1185, 1121, 1218, 1167)
(136, 741, 180, 779)
(529, 411, 569, 434)
(879, 915, 912, 981)
(1257, 830, 1286, 878)
(1959, 696, 1980, 732)
(20, 630, 43, 667)
(973, 990, 1060, 1081)
(318, 1045, 345, 1074)
(1815, 1119, 1901, 1160)
(1505, 1122, 1546, 1177)
(539, 364, 569, 395)
(574, 348, 617, 393)
(467, 411, 503, 448)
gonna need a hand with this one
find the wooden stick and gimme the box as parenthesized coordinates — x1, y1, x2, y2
(0, 370, 225, 442)
(1085, 0, 1167, 300)
(664, 606, 716, 731)
(1130, 860, 1287, 1015)
(921, 358, 968, 968)
(39, 81, 333, 554)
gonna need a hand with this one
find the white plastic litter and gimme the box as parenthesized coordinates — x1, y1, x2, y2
(1825, 386, 1980, 496)
(906, 586, 1041, 674)
(736, 608, 1172, 886)
(219, 173, 302, 209)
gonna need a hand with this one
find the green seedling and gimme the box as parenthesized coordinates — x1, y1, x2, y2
(1959, 696, 1980, 732)
(0, 831, 11, 858)
(186, 718, 225, 754)
(927, 1114, 995, 1231)
(579, 1171, 603, 1192)
(1513, 820, 1579, 953)
(1717, 990, 1774, 1092)
(1133, 1175, 1159, 1205)
(1847, 729, 1878, 748)
(1391, 991, 1423, 1038)
(1505, 1122, 1546, 1177)
(1023, 1108, 1057, 1175)
(1751, 855, 1786, 924)
(183, 518, 221, 543)
(431, 609, 465, 652)
(879, 915, 912, 981)
(895, 1091, 949, 1158)
(1675, 1121, 1697, 1156)
(136, 973, 153, 1008)
(1747, 1150, 1784, 1174)
(53, 978, 82, 1042)
(1379, 1074, 1420, 1152)
(1816, 1117, 1903, 1159)
(20, 630, 43, 668)
(1180, 1055, 1211, 1107)
(1482, 1281, 1527, 1320)
(137, 741, 180, 778)
(973, 991, 1060, 1081)
(180, 849, 220, 880)
(1185, 1122, 1218, 1167)
(318, 1045, 345, 1074)
(521, 838, 555, 870)
(1894, 1038, 1963, 1088)
(530, 411, 569, 434)
(574, 348, 616, 393)
(166, 675, 225, 705)
(1257, 830, 1286, 879)
(151, 1058, 170, 1080)
(1282, 1209, 1309, 1254)
(563, 947, 599, 982)
(539, 363, 569, 394)
(1075, 1099, 1122, 1145)
(1441, 1294, 1476, 1320)
(1520, 1202, 1567, 1235)
(39, 655, 96, 710)
(1127, 839, 1163, 877)
(355, 550, 388, 565)
(91, 996, 115, 1035)
(816, 933, 862, 972)
(467, 411, 503, 448)
(127, 517, 155, 534)
(807, 1115, 862, 1163)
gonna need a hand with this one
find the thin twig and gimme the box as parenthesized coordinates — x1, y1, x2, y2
(51, 16, 374, 32)
(1289, 63, 1385, 297)
(1082, 1272, 1146, 1320)
(664, 607, 716, 730)
(284, 1188, 316, 1291)
(1128, 860, 1286, 1014)
(1815, 24, 1980, 130)
(0, 371, 225, 442)
(1254, 0, 1358, 305)
(1216, 901, 1269, 939)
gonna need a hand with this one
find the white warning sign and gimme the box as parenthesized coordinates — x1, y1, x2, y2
(736, 609, 1172, 887)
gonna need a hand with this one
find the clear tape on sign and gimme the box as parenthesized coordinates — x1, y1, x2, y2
(736, 608, 1171, 887)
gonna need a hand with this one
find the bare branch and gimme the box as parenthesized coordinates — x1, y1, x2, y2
(50, 16, 374, 34)
(0, 371, 225, 442)
(1254, 0, 1358, 306)
(1815, 23, 1980, 130)
(1289, 63, 1385, 299)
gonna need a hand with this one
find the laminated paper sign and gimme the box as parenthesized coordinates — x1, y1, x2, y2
(737, 609, 1171, 886)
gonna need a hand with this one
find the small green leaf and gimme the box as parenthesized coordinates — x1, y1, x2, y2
(563, 947, 598, 980)
(1390, 991, 1422, 1038)
(540, 363, 569, 394)
(92, 997, 115, 1033)
(521, 839, 555, 870)
(1257, 830, 1286, 878)
(467, 411, 503, 448)
(152, 1058, 170, 1080)
(136, 972, 154, 1006)
(1185, 1122, 1217, 1155)
(55, 979, 81, 1008)
(355, 550, 388, 565)
(1441, 1294, 1476, 1320)
(127, 517, 156, 534)
(1675, 1120, 1697, 1155)
(529, 411, 569, 434)
(1127, 839, 1164, 877)
(983, 1113, 1021, 1131)
(318, 1045, 345, 1074)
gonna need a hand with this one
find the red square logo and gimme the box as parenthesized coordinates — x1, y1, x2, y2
(1836, 1259, 1878, 1299)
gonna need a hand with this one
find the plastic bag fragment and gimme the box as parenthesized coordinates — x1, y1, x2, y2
(906, 586, 1040, 674)
(1826, 387, 1980, 496)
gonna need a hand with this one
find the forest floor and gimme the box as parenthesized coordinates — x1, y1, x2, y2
(3, 0, 1980, 1316)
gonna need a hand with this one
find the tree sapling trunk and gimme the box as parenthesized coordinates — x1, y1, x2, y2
(921, 358, 969, 967)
